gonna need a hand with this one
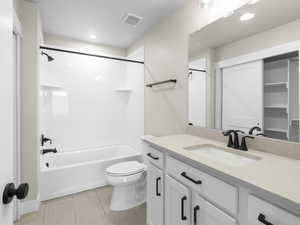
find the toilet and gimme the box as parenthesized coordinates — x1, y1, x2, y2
(105, 161, 147, 211)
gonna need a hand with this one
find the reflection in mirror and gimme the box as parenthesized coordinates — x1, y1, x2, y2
(189, 0, 300, 142)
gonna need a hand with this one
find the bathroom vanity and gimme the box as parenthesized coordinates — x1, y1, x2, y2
(143, 135, 300, 225)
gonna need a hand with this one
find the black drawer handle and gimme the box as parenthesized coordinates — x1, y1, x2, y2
(181, 172, 202, 184)
(194, 205, 200, 225)
(147, 153, 159, 160)
(156, 177, 161, 196)
(258, 213, 273, 225)
(181, 196, 187, 221)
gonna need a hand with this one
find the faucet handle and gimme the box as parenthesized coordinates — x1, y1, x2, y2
(240, 136, 254, 151)
(222, 130, 235, 148)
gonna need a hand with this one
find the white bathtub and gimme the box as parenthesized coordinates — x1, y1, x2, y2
(40, 145, 142, 201)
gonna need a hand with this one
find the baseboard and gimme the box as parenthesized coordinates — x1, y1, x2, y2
(20, 198, 40, 216)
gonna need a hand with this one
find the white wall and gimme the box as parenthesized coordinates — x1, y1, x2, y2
(40, 47, 144, 152)
(128, 0, 249, 136)
(18, 0, 43, 201)
(44, 33, 126, 58)
(215, 19, 300, 62)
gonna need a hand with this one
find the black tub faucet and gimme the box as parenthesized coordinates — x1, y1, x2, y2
(222, 130, 235, 148)
(41, 134, 52, 147)
(41, 148, 57, 155)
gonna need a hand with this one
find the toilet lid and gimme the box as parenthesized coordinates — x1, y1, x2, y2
(106, 161, 146, 176)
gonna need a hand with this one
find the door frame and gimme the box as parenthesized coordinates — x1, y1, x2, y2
(13, 9, 22, 221)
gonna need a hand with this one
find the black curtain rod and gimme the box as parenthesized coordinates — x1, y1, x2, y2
(40, 46, 145, 64)
(189, 68, 206, 73)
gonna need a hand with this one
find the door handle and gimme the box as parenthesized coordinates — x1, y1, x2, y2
(181, 196, 187, 221)
(2, 183, 29, 204)
(258, 213, 273, 225)
(194, 205, 200, 225)
(156, 177, 161, 196)
(147, 153, 159, 160)
(181, 172, 202, 184)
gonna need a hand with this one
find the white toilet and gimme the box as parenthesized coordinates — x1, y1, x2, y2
(105, 161, 147, 211)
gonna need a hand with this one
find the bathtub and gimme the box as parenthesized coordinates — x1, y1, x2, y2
(40, 145, 142, 201)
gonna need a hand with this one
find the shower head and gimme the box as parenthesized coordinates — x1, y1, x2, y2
(41, 51, 54, 62)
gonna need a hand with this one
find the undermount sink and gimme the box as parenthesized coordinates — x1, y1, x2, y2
(184, 144, 261, 167)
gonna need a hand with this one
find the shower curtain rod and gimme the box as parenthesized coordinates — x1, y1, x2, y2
(40, 46, 145, 64)
(189, 68, 206, 73)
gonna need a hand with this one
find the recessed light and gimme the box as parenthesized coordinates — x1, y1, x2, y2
(89, 34, 97, 40)
(240, 13, 255, 21)
(200, 0, 213, 8)
(248, 0, 261, 5)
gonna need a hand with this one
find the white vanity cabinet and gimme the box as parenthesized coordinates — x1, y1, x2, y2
(145, 144, 300, 225)
(192, 194, 237, 225)
(248, 195, 300, 225)
(165, 175, 191, 225)
(147, 163, 164, 225)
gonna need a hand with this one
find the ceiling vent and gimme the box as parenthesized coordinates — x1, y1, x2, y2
(123, 13, 143, 27)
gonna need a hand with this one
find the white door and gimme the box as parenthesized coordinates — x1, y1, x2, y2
(165, 175, 190, 225)
(188, 70, 206, 127)
(0, 0, 15, 224)
(192, 193, 236, 225)
(222, 60, 263, 132)
(147, 163, 164, 225)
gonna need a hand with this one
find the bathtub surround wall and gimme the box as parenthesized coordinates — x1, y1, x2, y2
(40, 37, 144, 153)
(44, 33, 126, 58)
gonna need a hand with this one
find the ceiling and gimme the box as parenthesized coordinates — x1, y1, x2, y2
(36, 0, 185, 48)
(190, 0, 300, 55)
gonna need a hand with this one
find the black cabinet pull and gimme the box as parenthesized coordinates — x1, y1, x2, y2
(147, 153, 159, 160)
(156, 177, 161, 196)
(181, 172, 202, 184)
(181, 196, 187, 221)
(258, 213, 273, 225)
(193, 205, 200, 225)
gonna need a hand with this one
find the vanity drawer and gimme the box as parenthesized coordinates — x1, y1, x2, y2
(166, 156, 238, 215)
(248, 195, 300, 225)
(146, 146, 164, 168)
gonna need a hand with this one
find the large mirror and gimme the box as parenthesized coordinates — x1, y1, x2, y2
(189, 0, 300, 142)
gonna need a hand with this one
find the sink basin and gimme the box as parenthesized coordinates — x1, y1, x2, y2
(184, 144, 261, 167)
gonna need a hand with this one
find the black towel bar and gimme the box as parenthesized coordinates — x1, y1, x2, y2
(146, 79, 177, 88)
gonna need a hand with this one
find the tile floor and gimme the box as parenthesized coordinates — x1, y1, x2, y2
(15, 186, 146, 225)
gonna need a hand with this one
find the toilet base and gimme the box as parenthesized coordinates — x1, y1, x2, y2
(110, 174, 146, 211)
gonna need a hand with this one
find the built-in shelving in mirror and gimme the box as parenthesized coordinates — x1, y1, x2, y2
(188, 0, 300, 143)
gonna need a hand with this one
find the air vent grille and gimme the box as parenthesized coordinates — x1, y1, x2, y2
(123, 13, 143, 26)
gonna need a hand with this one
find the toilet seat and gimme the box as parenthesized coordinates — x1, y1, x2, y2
(106, 161, 146, 177)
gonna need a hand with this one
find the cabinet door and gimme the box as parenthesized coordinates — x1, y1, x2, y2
(165, 175, 190, 225)
(147, 163, 164, 225)
(248, 195, 300, 225)
(192, 193, 236, 225)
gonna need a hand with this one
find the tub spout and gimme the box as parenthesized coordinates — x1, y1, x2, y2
(41, 148, 57, 154)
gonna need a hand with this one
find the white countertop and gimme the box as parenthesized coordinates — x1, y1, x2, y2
(144, 134, 300, 212)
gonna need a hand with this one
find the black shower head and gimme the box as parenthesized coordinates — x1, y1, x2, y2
(41, 51, 54, 62)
